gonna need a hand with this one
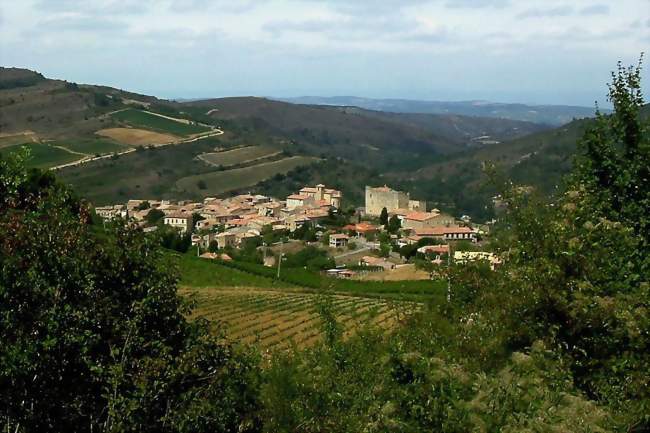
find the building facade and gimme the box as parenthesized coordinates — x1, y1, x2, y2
(163, 213, 193, 234)
(365, 185, 426, 216)
(298, 184, 342, 208)
(365, 186, 409, 216)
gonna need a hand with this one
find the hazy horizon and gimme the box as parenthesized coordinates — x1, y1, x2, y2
(1, 0, 648, 106)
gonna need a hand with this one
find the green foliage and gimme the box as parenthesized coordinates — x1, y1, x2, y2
(135, 200, 150, 210)
(386, 214, 401, 234)
(282, 245, 335, 271)
(158, 226, 192, 253)
(379, 207, 388, 225)
(214, 259, 446, 301)
(260, 324, 612, 433)
(0, 155, 260, 432)
(145, 208, 165, 226)
(291, 222, 317, 242)
(176, 252, 284, 288)
(454, 57, 650, 426)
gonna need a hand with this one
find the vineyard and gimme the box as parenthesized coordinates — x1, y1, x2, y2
(185, 287, 418, 351)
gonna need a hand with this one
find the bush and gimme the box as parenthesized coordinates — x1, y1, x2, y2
(0, 153, 261, 432)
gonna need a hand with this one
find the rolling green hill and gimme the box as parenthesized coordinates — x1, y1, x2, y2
(185, 97, 548, 171)
(2, 67, 594, 219)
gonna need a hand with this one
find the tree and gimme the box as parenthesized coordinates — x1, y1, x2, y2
(135, 200, 150, 211)
(387, 214, 401, 234)
(0, 154, 261, 432)
(145, 208, 165, 226)
(197, 179, 207, 190)
(458, 57, 650, 426)
(191, 212, 205, 225)
(379, 207, 389, 225)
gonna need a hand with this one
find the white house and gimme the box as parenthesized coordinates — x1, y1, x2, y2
(163, 213, 193, 234)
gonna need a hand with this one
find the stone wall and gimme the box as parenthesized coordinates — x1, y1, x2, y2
(365, 186, 410, 216)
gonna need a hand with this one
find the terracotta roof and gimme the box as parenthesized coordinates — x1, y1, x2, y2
(287, 194, 309, 200)
(415, 226, 474, 236)
(165, 212, 191, 219)
(417, 244, 450, 254)
(330, 233, 350, 240)
(219, 253, 233, 261)
(355, 223, 379, 232)
(405, 211, 439, 222)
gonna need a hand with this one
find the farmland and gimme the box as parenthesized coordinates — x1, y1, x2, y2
(177, 254, 425, 350)
(0, 132, 38, 148)
(175, 156, 318, 197)
(111, 109, 210, 136)
(53, 138, 128, 155)
(184, 287, 414, 350)
(96, 127, 177, 146)
(199, 145, 280, 168)
(1, 143, 83, 169)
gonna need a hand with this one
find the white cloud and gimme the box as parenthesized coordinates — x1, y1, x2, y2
(0, 0, 647, 105)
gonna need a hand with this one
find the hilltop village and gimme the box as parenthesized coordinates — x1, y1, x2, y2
(95, 184, 498, 280)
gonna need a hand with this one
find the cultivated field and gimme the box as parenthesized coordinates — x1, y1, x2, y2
(111, 109, 210, 136)
(0, 131, 38, 148)
(175, 156, 318, 196)
(0, 143, 83, 168)
(356, 264, 432, 281)
(199, 145, 280, 167)
(96, 127, 178, 146)
(185, 287, 415, 351)
(53, 138, 128, 155)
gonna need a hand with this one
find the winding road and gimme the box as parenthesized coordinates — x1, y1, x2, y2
(49, 111, 224, 171)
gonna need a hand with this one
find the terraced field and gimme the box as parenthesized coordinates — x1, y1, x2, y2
(199, 145, 280, 168)
(186, 287, 416, 351)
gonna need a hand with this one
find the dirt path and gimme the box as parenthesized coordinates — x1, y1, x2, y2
(51, 144, 87, 156)
(49, 128, 224, 171)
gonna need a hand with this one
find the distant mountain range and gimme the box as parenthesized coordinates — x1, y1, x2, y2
(276, 96, 606, 126)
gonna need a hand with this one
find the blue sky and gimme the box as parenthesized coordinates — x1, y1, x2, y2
(1, 0, 648, 106)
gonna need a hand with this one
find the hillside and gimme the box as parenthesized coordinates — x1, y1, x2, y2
(278, 95, 606, 125)
(1, 67, 572, 216)
(185, 97, 548, 170)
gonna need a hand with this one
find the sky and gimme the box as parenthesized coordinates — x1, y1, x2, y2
(0, 0, 648, 106)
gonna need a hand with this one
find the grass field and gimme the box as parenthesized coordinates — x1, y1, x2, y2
(1, 143, 83, 169)
(200, 146, 280, 168)
(175, 156, 318, 197)
(183, 287, 413, 350)
(53, 138, 128, 155)
(111, 109, 210, 136)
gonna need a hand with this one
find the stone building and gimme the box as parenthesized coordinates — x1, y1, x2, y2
(298, 184, 342, 209)
(365, 185, 426, 216)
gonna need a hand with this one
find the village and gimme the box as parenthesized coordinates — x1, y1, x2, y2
(95, 184, 500, 280)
